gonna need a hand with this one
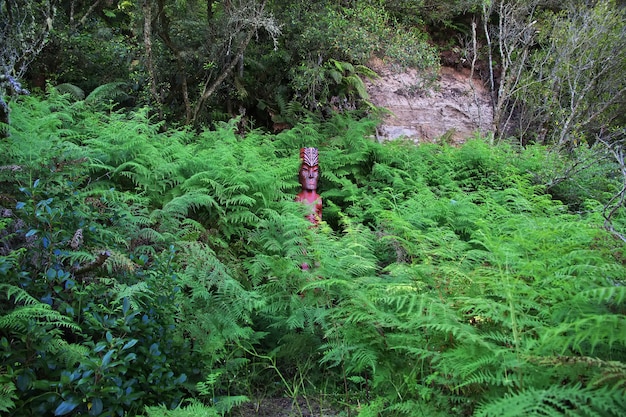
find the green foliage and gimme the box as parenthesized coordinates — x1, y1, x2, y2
(145, 400, 219, 417)
(2, 93, 626, 417)
(495, 0, 626, 148)
(0, 369, 17, 413)
(54, 84, 86, 101)
(474, 384, 626, 417)
(0, 284, 80, 334)
(0, 94, 258, 415)
(263, 0, 439, 117)
(85, 82, 131, 106)
(35, 16, 135, 93)
(17, 0, 446, 127)
(327, 1, 439, 69)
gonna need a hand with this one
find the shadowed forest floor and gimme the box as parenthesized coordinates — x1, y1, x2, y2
(233, 397, 340, 416)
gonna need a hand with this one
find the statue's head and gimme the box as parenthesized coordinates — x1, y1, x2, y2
(299, 147, 319, 192)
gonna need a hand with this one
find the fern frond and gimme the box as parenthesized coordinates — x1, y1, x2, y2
(579, 286, 626, 305)
(328, 69, 343, 84)
(386, 399, 448, 417)
(162, 191, 220, 218)
(474, 384, 625, 417)
(135, 227, 166, 244)
(1, 285, 80, 339)
(0, 373, 16, 413)
(0, 305, 80, 332)
(331, 59, 354, 74)
(544, 314, 626, 354)
(145, 400, 220, 417)
(59, 250, 97, 267)
(103, 250, 137, 274)
(222, 209, 260, 226)
(530, 355, 626, 392)
(3, 284, 40, 306)
(211, 395, 249, 415)
(590, 360, 626, 392)
(355, 64, 379, 80)
(343, 74, 369, 99)
(112, 282, 153, 311)
(355, 398, 386, 417)
(54, 83, 85, 101)
(320, 339, 379, 374)
(85, 82, 129, 105)
(48, 339, 91, 366)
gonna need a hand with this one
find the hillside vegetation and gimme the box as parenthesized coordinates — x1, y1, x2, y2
(1, 0, 626, 416)
(1, 92, 625, 416)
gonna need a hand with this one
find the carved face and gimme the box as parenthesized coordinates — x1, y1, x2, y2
(299, 147, 319, 192)
(299, 164, 319, 191)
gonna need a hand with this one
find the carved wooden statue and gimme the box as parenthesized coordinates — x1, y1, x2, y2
(296, 147, 322, 225)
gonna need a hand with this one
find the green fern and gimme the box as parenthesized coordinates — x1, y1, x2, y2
(0, 371, 16, 414)
(4, 89, 626, 416)
(474, 384, 625, 417)
(0, 284, 80, 333)
(543, 314, 626, 355)
(85, 82, 129, 105)
(579, 286, 626, 305)
(145, 400, 220, 417)
(326, 59, 378, 101)
(169, 240, 259, 365)
(54, 83, 85, 101)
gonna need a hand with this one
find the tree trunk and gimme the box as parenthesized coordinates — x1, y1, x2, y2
(156, 0, 192, 123)
(142, 0, 162, 116)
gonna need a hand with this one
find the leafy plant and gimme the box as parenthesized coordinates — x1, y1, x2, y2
(145, 400, 219, 417)
(2, 92, 625, 417)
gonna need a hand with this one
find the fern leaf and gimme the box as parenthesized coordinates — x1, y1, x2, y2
(544, 314, 626, 354)
(85, 82, 129, 105)
(474, 384, 625, 417)
(0, 305, 80, 332)
(48, 339, 91, 366)
(579, 286, 626, 305)
(162, 191, 220, 218)
(344, 75, 369, 99)
(0, 375, 16, 413)
(328, 69, 343, 84)
(113, 282, 153, 311)
(212, 395, 249, 415)
(145, 400, 220, 417)
(355, 64, 379, 80)
(54, 83, 85, 101)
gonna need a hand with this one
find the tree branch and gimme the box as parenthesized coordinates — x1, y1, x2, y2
(598, 131, 626, 242)
(191, 29, 254, 125)
(77, 0, 101, 28)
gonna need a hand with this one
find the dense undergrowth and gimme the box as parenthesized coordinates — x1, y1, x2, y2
(1, 92, 625, 416)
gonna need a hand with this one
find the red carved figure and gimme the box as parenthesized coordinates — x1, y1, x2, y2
(296, 147, 322, 225)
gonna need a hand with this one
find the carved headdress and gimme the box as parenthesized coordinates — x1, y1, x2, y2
(300, 147, 319, 167)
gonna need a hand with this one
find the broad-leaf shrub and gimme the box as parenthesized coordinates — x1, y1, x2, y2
(0, 94, 256, 416)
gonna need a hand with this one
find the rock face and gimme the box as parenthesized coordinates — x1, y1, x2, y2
(366, 63, 494, 145)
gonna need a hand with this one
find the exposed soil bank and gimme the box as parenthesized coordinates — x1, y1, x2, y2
(366, 62, 494, 145)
